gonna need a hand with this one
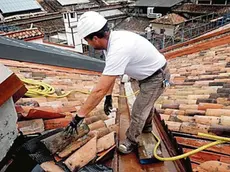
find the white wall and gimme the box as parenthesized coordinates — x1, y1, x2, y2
(63, 12, 83, 53)
(151, 23, 175, 36)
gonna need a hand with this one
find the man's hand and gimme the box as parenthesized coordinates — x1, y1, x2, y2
(65, 114, 84, 137)
(104, 95, 113, 116)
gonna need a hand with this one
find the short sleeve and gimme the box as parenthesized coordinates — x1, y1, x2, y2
(103, 44, 130, 76)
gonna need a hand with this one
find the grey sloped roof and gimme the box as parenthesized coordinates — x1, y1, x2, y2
(0, 36, 105, 72)
(0, 0, 42, 14)
(134, 0, 184, 7)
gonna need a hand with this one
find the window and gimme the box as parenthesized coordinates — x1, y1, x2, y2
(197, 0, 211, 4)
(64, 14, 67, 19)
(70, 13, 75, 18)
(83, 44, 89, 53)
(160, 29, 165, 34)
(212, 0, 226, 4)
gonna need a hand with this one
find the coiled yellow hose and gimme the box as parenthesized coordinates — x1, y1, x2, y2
(21, 78, 140, 98)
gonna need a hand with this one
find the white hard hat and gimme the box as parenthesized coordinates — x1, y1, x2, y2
(77, 11, 107, 39)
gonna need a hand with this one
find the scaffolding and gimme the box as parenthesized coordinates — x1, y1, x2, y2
(149, 12, 230, 50)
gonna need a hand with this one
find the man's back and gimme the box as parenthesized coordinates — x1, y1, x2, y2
(103, 30, 166, 80)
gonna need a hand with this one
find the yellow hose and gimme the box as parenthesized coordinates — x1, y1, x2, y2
(152, 131, 229, 161)
(21, 78, 139, 98)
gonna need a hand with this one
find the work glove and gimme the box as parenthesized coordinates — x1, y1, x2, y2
(104, 95, 113, 116)
(64, 114, 84, 137)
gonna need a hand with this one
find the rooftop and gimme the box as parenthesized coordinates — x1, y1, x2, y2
(173, 3, 230, 15)
(56, 0, 90, 6)
(0, 0, 42, 14)
(157, 43, 230, 170)
(151, 13, 186, 25)
(134, 0, 184, 8)
(1, 16, 230, 171)
(0, 36, 105, 72)
(114, 17, 150, 34)
(0, 28, 43, 41)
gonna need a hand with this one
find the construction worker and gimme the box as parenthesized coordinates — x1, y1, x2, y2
(65, 11, 170, 154)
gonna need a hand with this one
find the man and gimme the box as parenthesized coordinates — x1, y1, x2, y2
(65, 11, 170, 154)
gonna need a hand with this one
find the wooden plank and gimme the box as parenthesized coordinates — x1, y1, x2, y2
(118, 82, 179, 172)
(137, 132, 162, 164)
(64, 136, 97, 171)
(41, 124, 89, 154)
(17, 119, 44, 135)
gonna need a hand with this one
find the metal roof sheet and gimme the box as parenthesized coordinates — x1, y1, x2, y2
(0, 0, 42, 14)
(0, 36, 105, 72)
(56, 0, 90, 6)
(134, 0, 184, 7)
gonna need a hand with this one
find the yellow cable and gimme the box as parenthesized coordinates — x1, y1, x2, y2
(152, 131, 229, 161)
(21, 79, 139, 98)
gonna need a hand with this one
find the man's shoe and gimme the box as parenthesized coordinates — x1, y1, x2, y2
(118, 139, 136, 154)
(142, 124, 152, 133)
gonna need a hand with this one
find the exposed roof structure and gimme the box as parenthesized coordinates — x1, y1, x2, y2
(56, 0, 90, 6)
(151, 13, 186, 25)
(134, 0, 184, 7)
(0, 0, 42, 14)
(0, 36, 105, 72)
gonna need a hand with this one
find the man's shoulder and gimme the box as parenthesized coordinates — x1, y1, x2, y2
(111, 30, 137, 37)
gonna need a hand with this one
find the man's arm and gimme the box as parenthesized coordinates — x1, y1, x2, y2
(77, 75, 117, 117)
(106, 81, 115, 95)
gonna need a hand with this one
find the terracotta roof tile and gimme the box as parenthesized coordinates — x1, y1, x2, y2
(155, 42, 230, 169)
(0, 59, 119, 130)
(1, 28, 44, 41)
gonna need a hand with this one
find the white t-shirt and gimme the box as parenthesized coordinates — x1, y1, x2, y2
(103, 31, 166, 80)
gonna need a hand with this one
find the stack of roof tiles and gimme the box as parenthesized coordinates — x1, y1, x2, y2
(156, 44, 230, 170)
(0, 59, 120, 171)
